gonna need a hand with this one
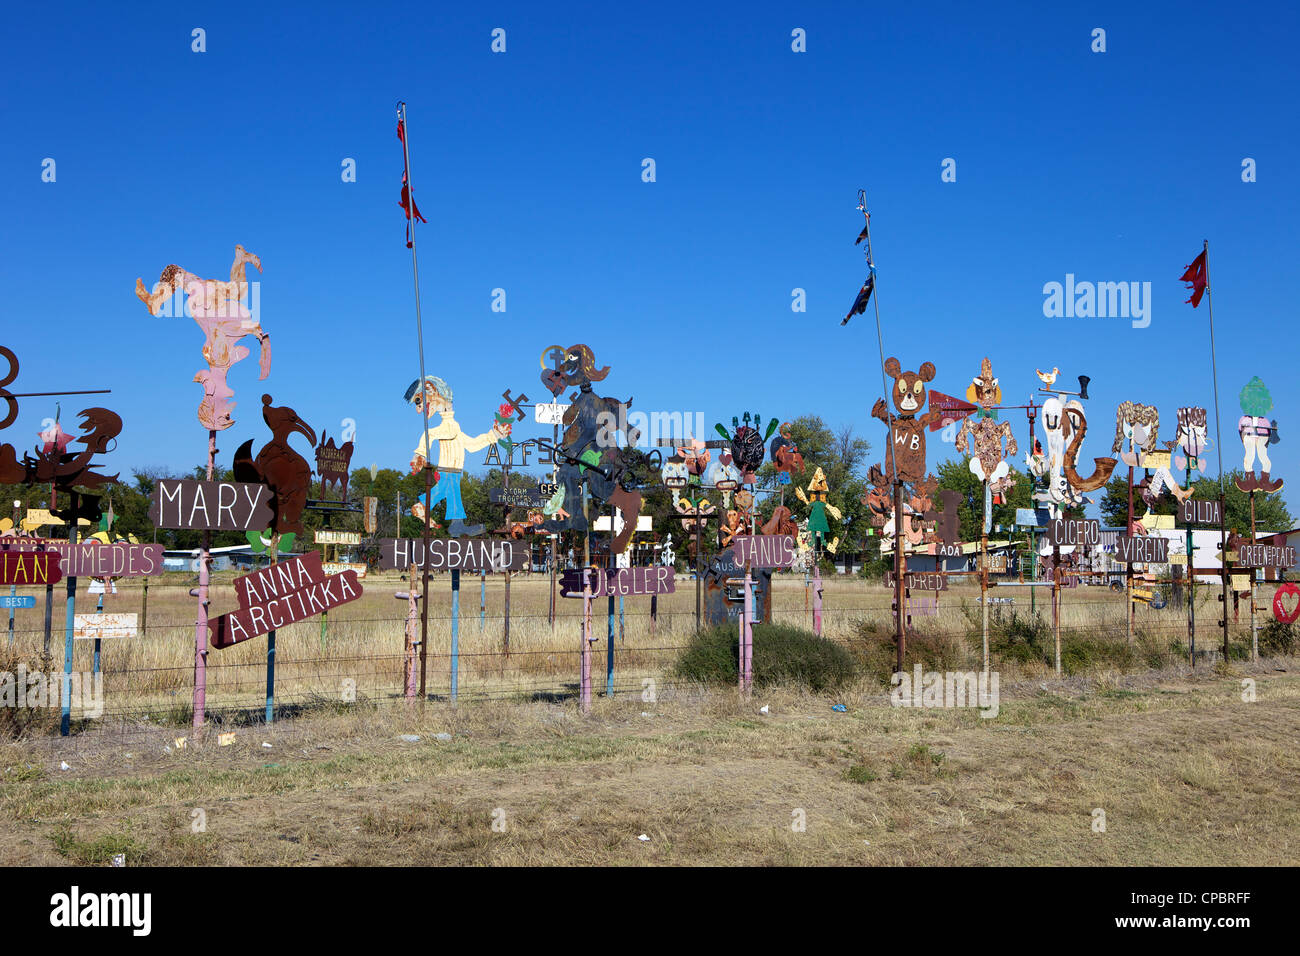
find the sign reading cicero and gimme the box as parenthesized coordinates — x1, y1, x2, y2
(559, 566, 676, 598)
(1114, 535, 1170, 564)
(377, 537, 530, 572)
(4, 540, 163, 577)
(1237, 544, 1297, 568)
(148, 479, 275, 531)
(0, 550, 63, 586)
(209, 550, 363, 649)
(1046, 518, 1100, 547)
(729, 535, 797, 569)
(1178, 499, 1222, 527)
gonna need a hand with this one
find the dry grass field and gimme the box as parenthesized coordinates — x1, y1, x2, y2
(3, 571, 1294, 866)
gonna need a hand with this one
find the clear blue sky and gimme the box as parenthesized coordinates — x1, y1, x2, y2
(3, 1, 1297, 510)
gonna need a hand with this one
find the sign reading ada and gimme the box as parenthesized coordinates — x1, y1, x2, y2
(209, 550, 363, 649)
(149, 479, 275, 531)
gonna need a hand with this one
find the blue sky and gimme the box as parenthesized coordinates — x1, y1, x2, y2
(2, 1, 1297, 510)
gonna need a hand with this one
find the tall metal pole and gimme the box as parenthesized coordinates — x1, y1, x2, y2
(1202, 240, 1231, 663)
(1186, 461, 1196, 667)
(193, 429, 215, 730)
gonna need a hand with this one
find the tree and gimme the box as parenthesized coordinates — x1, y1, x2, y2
(1099, 471, 1178, 528)
(1189, 472, 1292, 535)
(934, 456, 1034, 542)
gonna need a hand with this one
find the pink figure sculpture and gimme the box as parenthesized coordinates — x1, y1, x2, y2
(134, 245, 270, 431)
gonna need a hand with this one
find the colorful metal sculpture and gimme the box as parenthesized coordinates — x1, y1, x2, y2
(955, 357, 1018, 502)
(795, 466, 841, 553)
(1236, 377, 1282, 492)
(232, 394, 317, 537)
(134, 245, 270, 431)
(872, 357, 939, 483)
(768, 422, 805, 485)
(315, 431, 355, 502)
(406, 375, 510, 537)
(1112, 401, 1161, 468)
(714, 413, 777, 482)
(536, 344, 643, 553)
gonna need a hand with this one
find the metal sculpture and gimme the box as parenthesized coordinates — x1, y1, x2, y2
(872, 357, 939, 483)
(955, 357, 1018, 503)
(714, 413, 777, 482)
(134, 245, 270, 431)
(795, 466, 841, 553)
(406, 375, 510, 537)
(768, 422, 805, 484)
(536, 344, 643, 553)
(1236, 377, 1282, 492)
(315, 431, 355, 501)
(232, 394, 317, 537)
(1112, 401, 1161, 468)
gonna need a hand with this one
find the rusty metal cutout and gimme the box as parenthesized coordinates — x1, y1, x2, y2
(232, 394, 317, 536)
(1113, 401, 1160, 468)
(315, 431, 355, 501)
(872, 357, 939, 483)
(955, 357, 1018, 502)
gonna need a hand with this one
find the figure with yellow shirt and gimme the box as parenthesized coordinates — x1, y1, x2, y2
(406, 375, 510, 537)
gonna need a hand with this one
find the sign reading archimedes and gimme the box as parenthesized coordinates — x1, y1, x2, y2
(148, 479, 275, 531)
(378, 538, 530, 572)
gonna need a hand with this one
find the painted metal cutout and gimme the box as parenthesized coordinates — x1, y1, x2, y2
(232, 394, 317, 537)
(872, 357, 939, 483)
(1235, 377, 1282, 492)
(795, 466, 842, 554)
(955, 357, 1018, 502)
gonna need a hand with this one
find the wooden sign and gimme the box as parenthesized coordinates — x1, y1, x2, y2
(0, 595, 37, 609)
(490, 487, 547, 508)
(1237, 544, 1297, 568)
(1046, 518, 1100, 547)
(149, 479, 275, 531)
(729, 535, 797, 569)
(1230, 573, 1252, 592)
(884, 571, 948, 591)
(322, 561, 368, 579)
(5, 540, 163, 577)
(377, 537, 530, 572)
(1179, 499, 1222, 526)
(209, 550, 363, 649)
(1114, 535, 1170, 564)
(560, 566, 676, 598)
(315, 529, 362, 546)
(73, 613, 138, 640)
(362, 496, 378, 535)
(0, 551, 62, 585)
(935, 542, 964, 558)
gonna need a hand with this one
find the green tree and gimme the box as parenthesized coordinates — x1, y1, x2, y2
(1189, 472, 1292, 535)
(934, 456, 1034, 541)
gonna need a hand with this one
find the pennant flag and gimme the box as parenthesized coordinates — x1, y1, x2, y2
(927, 391, 978, 431)
(1180, 249, 1207, 308)
(841, 272, 875, 325)
(397, 119, 426, 248)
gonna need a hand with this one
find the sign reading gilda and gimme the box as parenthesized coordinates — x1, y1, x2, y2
(208, 550, 362, 649)
(378, 538, 529, 572)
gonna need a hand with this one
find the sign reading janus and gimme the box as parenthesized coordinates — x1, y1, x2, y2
(378, 538, 529, 572)
(559, 566, 676, 598)
(1179, 499, 1222, 526)
(148, 478, 275, 530)
(729, 534, 796, 569)
(1114, 535, 1170, 564)
(3, 541, 162, 578)
(1046, 518, 1101, 547)
(209, 550, 363, 649)
(1237, 544, 1298, 568)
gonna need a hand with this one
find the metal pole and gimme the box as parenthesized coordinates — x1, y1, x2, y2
(1249, 490, 1258, 661)
(60, 521, 79, 736)
(193, 428, 215, 730)
(1201, 240, 1231, 663)
(1052, 544, 1062, 676)
(893, 481, 906, 672)
(981, 486, 989, 674)
(1126, 464, 1134, 644)
(450, 567, 460, 701)
(1187, 463, 1196, 667)
(580, 568, 592, 714)
(265, 543, 278, 724)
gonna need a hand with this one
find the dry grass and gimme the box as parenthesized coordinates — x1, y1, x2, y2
(2, 660, 1297, 866)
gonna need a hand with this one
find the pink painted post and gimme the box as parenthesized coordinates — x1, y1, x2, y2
(192, 428, 215, 730)
(580, 568, 592, 714)
(740, 564, 754, 694)
(812, 562, 824, 637)
(404, 589, 419, 700)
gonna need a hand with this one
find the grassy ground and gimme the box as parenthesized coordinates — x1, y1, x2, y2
(3, 658, 1297, 866)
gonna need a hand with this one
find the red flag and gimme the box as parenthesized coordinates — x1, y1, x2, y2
(1180, 249, 1207, 308)
(397, 120, 426, 248)
(927, 391, 978, 432)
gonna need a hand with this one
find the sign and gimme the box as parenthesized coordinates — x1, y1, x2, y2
(900, 594, 938, 616)
(1273, 583, 1300, 624)
(378, 537, 530, 572)
(1046, 518, 1100, 547)
(322, 561, 368, 579)
(559, 566, 676, 598)
(1179, 499, 1222, 526)
(729, 535, 797, 569)
(73, 613, 138, 640)
(1168, 553, 1187, 565)
(884, 571, 948, 591)
(0, 595, 37, 609)
(87, 579, 119, 595)
(315, 529, 362, 546)
(935, 543, 964, 558)
(534, 402, 570, 425)
(490, 487, 547, 508)
(1114, 535, 1170, 564)
(362, 496, 378, 535)
(1230, 573, 1252, 592)
(209, 550, 363, 649)
(979, 552, 1008, 573)
(0, 551, 63, 586)
(1237, 544, 1297, 568)
(1015, 508, 1044, 529)
(927, 391, 977, 431)
(4, 540, 163, 577)
(149, 479, 275, 531)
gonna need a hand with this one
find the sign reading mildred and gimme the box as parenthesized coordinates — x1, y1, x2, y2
(209, 551, 362, 648)
(378, 538, 529, 572)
